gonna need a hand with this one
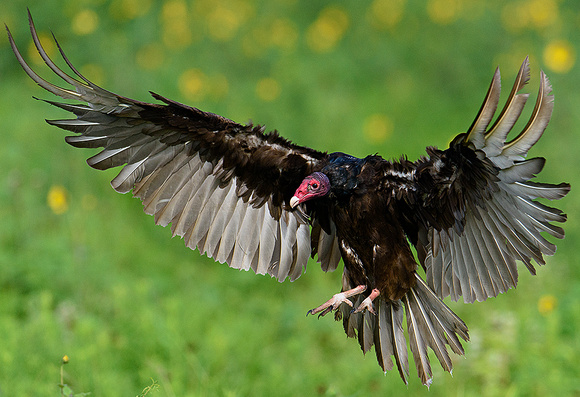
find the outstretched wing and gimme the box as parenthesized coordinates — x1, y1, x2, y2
(7, 14, 342, 281)
(397, 58, 569, 303)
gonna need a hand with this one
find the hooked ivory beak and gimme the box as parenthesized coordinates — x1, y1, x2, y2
(290, 196, 300, 208)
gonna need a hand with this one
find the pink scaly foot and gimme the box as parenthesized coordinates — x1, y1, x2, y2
(352, 288, 380, 315)
(307, 285, 367, 318)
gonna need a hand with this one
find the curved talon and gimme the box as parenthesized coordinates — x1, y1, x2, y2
(307, 285, 367, 318)
(318, 306, 334, 318)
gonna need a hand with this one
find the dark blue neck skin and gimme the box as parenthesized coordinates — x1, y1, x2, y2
(322, 152, 366, 200)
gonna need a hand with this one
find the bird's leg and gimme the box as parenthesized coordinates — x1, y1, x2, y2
(307, 285, 367, 318)
(352, 288, 380, 315)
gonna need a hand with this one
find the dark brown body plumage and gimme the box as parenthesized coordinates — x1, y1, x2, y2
(7, 13, 570, 387)
(327, 157, 418, 302)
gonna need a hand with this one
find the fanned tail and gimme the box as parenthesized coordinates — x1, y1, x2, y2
(338, 273, 468, 387)
(403, 274, 469, 386)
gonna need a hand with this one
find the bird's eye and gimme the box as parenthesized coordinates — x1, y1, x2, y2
(311, 182, 319, 189)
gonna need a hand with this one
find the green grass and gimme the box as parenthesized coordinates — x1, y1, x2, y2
(1, 1, 579, 396)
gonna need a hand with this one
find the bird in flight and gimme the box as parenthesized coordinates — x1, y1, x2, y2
(7, 13, 570, 386)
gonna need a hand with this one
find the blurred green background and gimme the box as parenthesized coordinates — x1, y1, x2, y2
(1, 0, 579, 396)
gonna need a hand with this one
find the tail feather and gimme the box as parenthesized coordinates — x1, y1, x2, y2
(413, 274, 469, 342)
(360, 310, 375, 354)
(404, 293, 434, 386)
(374, 299, 409, 383)
(403, 274, 469, 386)
(406, 289, 453, 373)
(339, 273, 468, 386)
(390, 303, 410, 383)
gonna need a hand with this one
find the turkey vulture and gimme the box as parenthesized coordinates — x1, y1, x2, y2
(7, 14, 570, 386)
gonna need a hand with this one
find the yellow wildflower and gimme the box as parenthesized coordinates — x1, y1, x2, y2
(538, 294, 557, 316)
(47, 185, 69, 215)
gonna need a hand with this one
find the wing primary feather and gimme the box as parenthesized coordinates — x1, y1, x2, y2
(27, 11, 85, 90)
(502, 71, 554, 159)
(6, 25, 82, 101)
(466, 67, 501, 149)
(484, 57, 531, 157)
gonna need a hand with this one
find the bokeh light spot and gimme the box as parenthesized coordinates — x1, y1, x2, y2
(71, 9, 99, 36)
(501, 2, 530, 32)
(543, 40, 575, 74)
(208, 6, 242, 42)
(242, 27, 269, 58)
(528, 0, 559, 29)
(364, 114, 393, 144)
(162, 0, 192, 49)
(367, 0, 406, 31)
(256, 78, 281, 102)
(163, 0, 188, 21)
(109, 0, 152, 20)
(179, 69, 208, 101)
(306, 6, 349, 53)
(136, 43, 165, 71)
(47, 185, 69, 215)
(502, 0, 559, 33)
(538, 294, 557, 316)
(270, 18, 299, 50)
(427, 0, 461, 25)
